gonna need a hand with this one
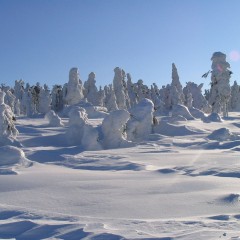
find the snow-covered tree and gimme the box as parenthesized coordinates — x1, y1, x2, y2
(96, 86, 105, 107)
(14, 79, 24, 101)
(127, 73, 138, 107)
(127, 98, 154, 141)
(84, 72, 99, 106)
(39, 84, 51, 114)
(21, 86, 35, 117)
(51, 85, 64, 112)
(65, 68, 84, 105)
(170, 63, 185, 107)
(0, 90, 19, 146)
(183, 82, 210, 112)
(113, 67, 127, 110)
(230, 81, 240, 111)
(209, 52, 231, 117)
(105, 84, 118, 112)
(101, 109, 132, 149)
(66, 107, 102, 150)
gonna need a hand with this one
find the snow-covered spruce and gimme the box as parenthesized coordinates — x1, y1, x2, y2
(45, 110, 63, 127)
(127, 98, 154, 141)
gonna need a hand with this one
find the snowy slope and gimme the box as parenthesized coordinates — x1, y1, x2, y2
(1, 114, 240, 239)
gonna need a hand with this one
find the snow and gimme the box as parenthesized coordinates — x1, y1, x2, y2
(1, 112, 240, 239)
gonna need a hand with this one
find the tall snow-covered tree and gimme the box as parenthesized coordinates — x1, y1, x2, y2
(39, 84, 51, 114)
(170, 63, 185, 106)
(113, 67, 127, 110)
(0, 90, 18, 145)
(105, 84, 118, 112)
(51, 85, 64, 112)
(209, 52, 231, 117)
(65, 68, 84, 105)
(127, 73, 138, 107)
(84, 72, 99, 106)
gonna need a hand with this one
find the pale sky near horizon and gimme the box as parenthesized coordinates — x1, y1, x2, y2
(1, 0, 240, 90)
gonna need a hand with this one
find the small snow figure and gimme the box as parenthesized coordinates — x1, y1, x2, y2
(0, 90, 19, 146)
(45, 110, 63, 127)
(127, 98, 154, 141)
(101, 109, 132, 149)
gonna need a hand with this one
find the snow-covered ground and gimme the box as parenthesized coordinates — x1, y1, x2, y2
(1, 113, 240, 239)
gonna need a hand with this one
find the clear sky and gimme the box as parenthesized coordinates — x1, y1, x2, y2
(1, 0, 240, 90)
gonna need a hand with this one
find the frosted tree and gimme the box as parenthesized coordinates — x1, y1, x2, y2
(21, 86, 35, 117)
(65, 68, 84, 105)
(14, 99, 21, 116)
(1, 87, 16, 112)
(66, 107, 102, 150)
(105, 84, 118, 111)
(127, 98, 154, 141)
(96, 86, 105, 107)
(229, 81, 240, 110)
(127, 73, 138, 107)
(84, 72, 98, 106)
(170, 63, 185, 107)
(101, 109, 132, 149)
(183, 82, 210, 112)
(186, 92, 193, 108)
(209, 52, 231, 117)
(14, 79, 25, 101)
(39, 84, 51, 114)
(0, 90, 19, 146)
(51, 85, 64, 112)
(151, 83, 162, 110)
(121, 70, 131, 109)
(159, 84, 172, 112)
(136, 79, 150, 101)
(113, 67, 127, 110)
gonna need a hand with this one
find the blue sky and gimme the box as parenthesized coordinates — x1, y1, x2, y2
(1, 0, 240, 90)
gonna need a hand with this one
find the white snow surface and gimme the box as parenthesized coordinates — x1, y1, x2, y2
(1, 113, 240, 239)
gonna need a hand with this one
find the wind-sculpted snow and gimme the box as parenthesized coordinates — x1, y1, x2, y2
(0, 145, 31, 174)
(1, 113, 240, 239)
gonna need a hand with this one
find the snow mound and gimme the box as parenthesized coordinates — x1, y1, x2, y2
(189, 107, 207, 119)
(172, 104, 195, 120)
(207, 128, 237, 141)
(0, 145, 31, 168)
(155, 121, 204, 136)
(45, 110, 63, 127)
(204, 112, 223, 122)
